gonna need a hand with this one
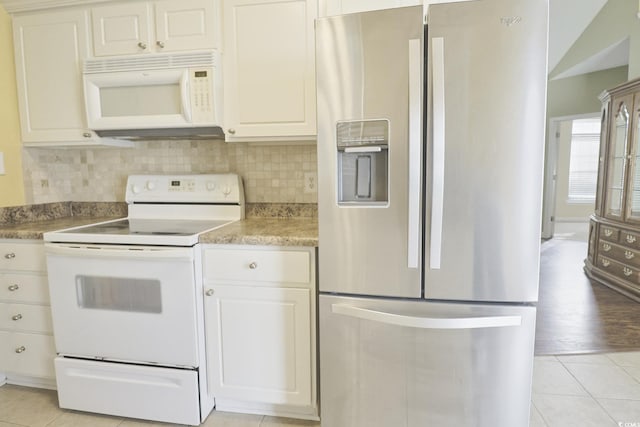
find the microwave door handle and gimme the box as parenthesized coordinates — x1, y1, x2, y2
(430, 37, 446, 270)
(408, 38, 422, 269)
(180, 72, 192, 122)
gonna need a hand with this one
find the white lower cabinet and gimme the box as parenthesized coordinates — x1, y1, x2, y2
(0, 240, 55, 388)
(202, 245, 318, 420)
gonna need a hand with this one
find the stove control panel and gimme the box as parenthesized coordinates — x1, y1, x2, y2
(125, 174, 244, 205)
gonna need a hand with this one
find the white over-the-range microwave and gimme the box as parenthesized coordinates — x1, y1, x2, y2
(83, 51, 224, 140)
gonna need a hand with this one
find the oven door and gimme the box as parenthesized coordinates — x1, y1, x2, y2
(45, 243, 199, 368)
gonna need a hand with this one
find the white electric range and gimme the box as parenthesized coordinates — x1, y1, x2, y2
(43, 174, 244, 426)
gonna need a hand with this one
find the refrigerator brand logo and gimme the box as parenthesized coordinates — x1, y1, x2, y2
(500, 16, 522, 27)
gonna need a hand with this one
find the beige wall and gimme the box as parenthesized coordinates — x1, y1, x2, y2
(0, 5, 25, 207)
(547, 66, 629, 119)
(550, 0, 640, 80)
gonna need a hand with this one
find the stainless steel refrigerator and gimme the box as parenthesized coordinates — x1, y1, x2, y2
(316, 1, 548, 426)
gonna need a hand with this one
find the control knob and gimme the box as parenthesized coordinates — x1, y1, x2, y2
(146, 181, 156, 191)
(131, 184, 142, 194)
(206, 181, 217, 191)
(222, 186, 232, 197)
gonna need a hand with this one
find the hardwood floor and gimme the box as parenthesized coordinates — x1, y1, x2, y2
(536, 228, 640, 355)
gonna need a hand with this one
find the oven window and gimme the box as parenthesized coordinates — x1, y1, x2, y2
(76, 276, 162, 313)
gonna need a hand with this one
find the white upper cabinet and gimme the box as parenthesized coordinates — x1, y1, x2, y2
(222, 0, 317, 141)
(318, 0, 471, 17)
(91, 0, 219, 56)
(319, 0, 420, 16)
(12, 9, 101, 145)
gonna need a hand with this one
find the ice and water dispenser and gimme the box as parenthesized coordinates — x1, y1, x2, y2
(337, 119, 389, 205)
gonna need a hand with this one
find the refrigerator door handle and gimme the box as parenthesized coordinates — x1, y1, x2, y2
(430, 37, 446, 270)
(332, 303, 522, 329)
(408, 38, 422, 269)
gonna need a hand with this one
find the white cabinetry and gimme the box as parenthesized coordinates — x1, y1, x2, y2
(319, 0, 421, 15)
(91, 0, 219, 56)
(0, 241, 56, 388)
(11, 9, 105, 146)
(318, 0, 472, 17)
(222, 0, 317, 141)
(202, 245, 318, 420)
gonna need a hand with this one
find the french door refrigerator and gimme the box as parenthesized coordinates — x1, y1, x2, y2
(316, 1, 548, 426)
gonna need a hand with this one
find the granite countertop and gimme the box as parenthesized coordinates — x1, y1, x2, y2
(199, 217, 318, 247)
(0, 202, 318, 247)
(0, 202, 127, 240)
(0, 216, 124, 240)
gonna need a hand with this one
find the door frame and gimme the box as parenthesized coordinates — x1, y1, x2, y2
(542, 112, 600, 239)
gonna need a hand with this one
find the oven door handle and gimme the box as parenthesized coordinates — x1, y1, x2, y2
(44, 243, 195, 261)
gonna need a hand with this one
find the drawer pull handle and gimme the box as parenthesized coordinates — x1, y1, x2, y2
(626, 251, 635, 259)
(12, 314, 22, 321)
(15, 346, 25, 354)
(249, 262, 258, 270)
(604, 229, 613, 237)
(156, 40, 165, 48)
(624, 267, 634, 277)
(4, 253, 15, 259)
(137, 41, 147, 50)
(627, 235, 637, 244)
(603, 243, 612, 252)
(205, 289, 214, 296)
(602, 259, 611, 267)
(8, 284, 19, 291)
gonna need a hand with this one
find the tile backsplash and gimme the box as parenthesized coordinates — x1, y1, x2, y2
(21, 140, 318, 204)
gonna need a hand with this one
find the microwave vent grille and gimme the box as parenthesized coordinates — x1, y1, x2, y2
(84, 51, 217, 74)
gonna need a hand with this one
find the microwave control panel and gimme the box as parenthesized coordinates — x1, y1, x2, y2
(190, 68, 215, 123)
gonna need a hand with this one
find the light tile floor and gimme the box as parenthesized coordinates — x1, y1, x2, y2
(2, 352, 640, 426)
(531, 351, 640, 426)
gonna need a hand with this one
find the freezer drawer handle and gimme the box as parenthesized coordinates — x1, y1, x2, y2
(331, 304, 521, 329)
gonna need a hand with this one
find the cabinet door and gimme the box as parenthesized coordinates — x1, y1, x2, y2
(594, 101, 610, 216)
(626, 94, 640, 222)
(91, 2, 152, 56)
(12, 10, 95, 144)
(7, 333, 56, 378)
(154, 0, 218, 52)
(204, 285, 312, 406)
(604, 94, 633, 220)
(223, 0, 317, 140)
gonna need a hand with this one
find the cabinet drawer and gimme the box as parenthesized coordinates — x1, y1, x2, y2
(0, 303, 52, 333)
(620, 230, 640, 249)
(599, 225, 620, 242)
(204, 248, 311, 284)
(0, 331, 56, 378)
(0, 273, 49, 304)
(0, 243, 46, 271)
(597, 256, 640, 284)
(0, 241, 47, 271)
(599, 241, 640, 268)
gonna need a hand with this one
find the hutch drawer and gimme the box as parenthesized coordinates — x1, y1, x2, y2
(599, 225, 620, 243)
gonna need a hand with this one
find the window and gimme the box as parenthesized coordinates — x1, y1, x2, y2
(568, 117, 601, 203)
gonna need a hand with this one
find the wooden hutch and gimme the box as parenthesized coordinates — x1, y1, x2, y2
(585, 77, 640, 302)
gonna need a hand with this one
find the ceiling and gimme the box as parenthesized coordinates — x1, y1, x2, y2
(548, 0, 614, 77)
